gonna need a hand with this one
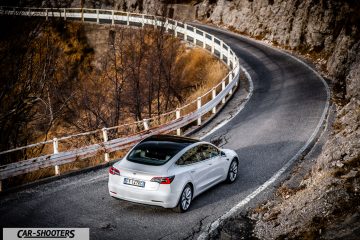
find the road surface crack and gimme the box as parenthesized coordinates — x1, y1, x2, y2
(182, 215, 210, 240)
(210, 128, 230, 148)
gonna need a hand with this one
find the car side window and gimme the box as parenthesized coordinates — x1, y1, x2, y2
(176, 146, 203, 165)
(202, 144, 220, 159)
(176, 144, 220, 165)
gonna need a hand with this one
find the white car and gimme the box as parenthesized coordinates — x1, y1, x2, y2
(108, 134, 239, 212)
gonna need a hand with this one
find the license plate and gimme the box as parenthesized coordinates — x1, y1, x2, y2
(123, 178, 145, 188)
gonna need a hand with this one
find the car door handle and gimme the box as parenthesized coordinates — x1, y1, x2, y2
(191, 170, 196, 173)
(208, 163, 212, 166)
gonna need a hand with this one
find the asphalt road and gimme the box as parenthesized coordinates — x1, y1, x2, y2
(0, 24, 328, 240)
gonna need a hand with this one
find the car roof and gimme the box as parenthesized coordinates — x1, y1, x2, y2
(141, 134, 200, 145)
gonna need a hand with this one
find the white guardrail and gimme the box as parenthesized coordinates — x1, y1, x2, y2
(0, 7, 242, 189)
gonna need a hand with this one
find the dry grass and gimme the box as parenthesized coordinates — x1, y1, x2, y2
(276, 185, 304, 199)
(178, 48, 228, 102)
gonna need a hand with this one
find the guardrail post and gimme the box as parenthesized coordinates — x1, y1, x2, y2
(63, 9, 66, 20)
(220, 41, 224, 60)
(96, 9, 99, 23)
(227, 46, 231, 65)
(197, 97, 202, 125)
(211, 36, 214, 54)
(212, 88, 217, 114)
(53, 138, 60, 175)
(222, 81, 226, 104)
(111, 10, 114, 25)
(229, 72, 233, 95)
(127, 12, 129, 25)
(154, 16, 157, 29)
(184, 23, 187, 41)
(165, 18, 169, 32)
(46, 9, 48, 21)
(174, 21, 178, 37)
(81, 8, 84, 22)
(176, 108, 181, 136)
(203, 32, 206, 48)
(102, 128, 109, 162)
(143, 119, 149, 131)
(236, 69, 239, 87)
(142, 14, 145, 27)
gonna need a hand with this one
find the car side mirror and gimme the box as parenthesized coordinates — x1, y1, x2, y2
(220, 151, 226, 157)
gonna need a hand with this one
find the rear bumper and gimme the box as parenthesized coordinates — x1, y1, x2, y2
(108, 182, 179, 208)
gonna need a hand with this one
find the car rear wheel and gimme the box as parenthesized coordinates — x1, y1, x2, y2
(174, 184, 192, 213)
(226, 159, 238, 183)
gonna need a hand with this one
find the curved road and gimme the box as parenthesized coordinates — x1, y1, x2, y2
(0, 24, 328, 240)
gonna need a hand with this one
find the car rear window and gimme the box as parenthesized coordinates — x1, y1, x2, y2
(127, 141, 187, 166)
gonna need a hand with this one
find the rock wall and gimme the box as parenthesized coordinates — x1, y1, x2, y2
(70, 0, 195, 20)
(197, 0, 360, 102)
(69, 0, 157, 13)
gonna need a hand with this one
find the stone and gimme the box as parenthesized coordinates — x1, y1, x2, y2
(336, 161, 344, 168)
(342, 170, 358, 179)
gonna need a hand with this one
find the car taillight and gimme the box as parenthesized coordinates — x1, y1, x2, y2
(150, 176, 175, 184)
(109, 166, 120, 175)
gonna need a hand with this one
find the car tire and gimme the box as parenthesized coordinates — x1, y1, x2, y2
(226, 159, 238, 183)
(173, 184, 193, 213)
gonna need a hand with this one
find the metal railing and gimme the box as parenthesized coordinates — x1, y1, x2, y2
(0, 7, 243, 190)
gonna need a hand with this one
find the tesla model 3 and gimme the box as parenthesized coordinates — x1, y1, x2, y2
(108, 134, 239, 212)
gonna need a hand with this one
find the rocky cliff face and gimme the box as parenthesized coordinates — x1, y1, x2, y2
(71, 0, 195, 19)
(197, 0, 360, 102)
(69, 0, 155, 12)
